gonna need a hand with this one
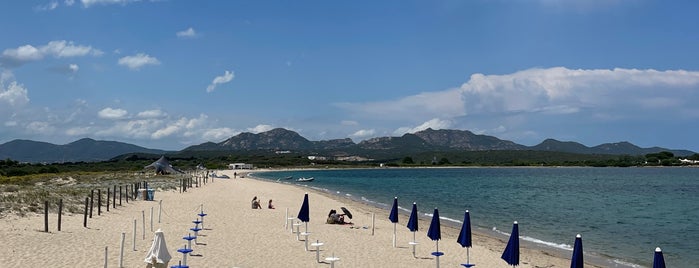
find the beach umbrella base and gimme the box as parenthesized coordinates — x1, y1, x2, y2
(461, 264, 475, 267)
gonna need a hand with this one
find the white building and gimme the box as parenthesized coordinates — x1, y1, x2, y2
(229, 163, 254, 169)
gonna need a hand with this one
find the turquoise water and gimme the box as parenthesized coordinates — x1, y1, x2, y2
(255, 167, 699, 267)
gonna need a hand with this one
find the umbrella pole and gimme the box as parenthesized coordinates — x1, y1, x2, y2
(412, 231, 416, 258)
(466, 247, 470, 265)
(393, 223, 396, 248)
(305, 222, 308, 234)
(436, 240, 440, 268)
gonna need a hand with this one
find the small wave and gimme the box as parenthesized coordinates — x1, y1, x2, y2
(521, 236, 573, 251)
(612, 259, 644, 268)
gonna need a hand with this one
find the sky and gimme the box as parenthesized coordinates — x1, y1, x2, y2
(1, 0, 699, 152)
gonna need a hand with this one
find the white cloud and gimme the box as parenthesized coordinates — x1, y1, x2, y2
(137, 109, 166, 118)
(176, 27, 197, 38)
(65, 0, 75, 6)
(118, 53, 160, 70)
(247, 124, 273, 133)
(80, 0, 141, 7)
(459, 67, 699, 116)
(341, 120, 359, 126)
(151, 114, 208, 139)
(69, 64, 79, 73)
(0, 73, 30, 108)
(202, 128, 238, 141)
(26, 121, 55, 134)
(4, 121, 18, 127)
(98, 107, 128, 119)
(1, 40, 102, 66)
(393, 118, 452, 136)
(337, 89, 465, 121)
(350, 129, 375, 139)
(35, 1, 59, 11)
(206, 70, 234, 92)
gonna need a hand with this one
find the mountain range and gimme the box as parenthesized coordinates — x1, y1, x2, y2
(0, 128, 695, 163)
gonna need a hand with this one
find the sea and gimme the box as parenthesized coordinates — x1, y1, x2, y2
(254, 167, 698, 267)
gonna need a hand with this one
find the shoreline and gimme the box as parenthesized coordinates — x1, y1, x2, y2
(0, 168, 636, 267)
(250, 168, 639, 268)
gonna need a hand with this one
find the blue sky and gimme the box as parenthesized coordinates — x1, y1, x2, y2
(1, 0, 699, 152)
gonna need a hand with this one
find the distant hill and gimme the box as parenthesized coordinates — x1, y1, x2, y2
(2, 128, 695, 163)
(0, 138, 169, 163)
(531, 139, 694, 157)
(184, 128, 695, 159)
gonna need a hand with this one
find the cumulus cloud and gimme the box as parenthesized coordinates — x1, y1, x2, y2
(459, 67, 699, 116)
(0, 72, 30, 108)
(206, 70, 234, 92)
(247, 124, 274, 133)
(176, 27, 197, 38)
(98, 107, 128, 119)
(393, 118, 453, 136)
(118, 53, 160, 70)
(1, 40, 102, 67)
(202, 127, 239, 141)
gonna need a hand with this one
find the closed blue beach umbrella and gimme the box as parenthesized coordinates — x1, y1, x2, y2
(407, 202, 419, 257)
(653, 247, 665, 268)
(427, 208, 443, 268)
(457, 210, 474, 267)
(297, 193, 310, 233)
(501, 221, 520, 267)
(389, 197, 399, 247)
(571, 234, 583, 268)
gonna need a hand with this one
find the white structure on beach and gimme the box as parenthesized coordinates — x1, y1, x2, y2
(229, 163, 254, 169)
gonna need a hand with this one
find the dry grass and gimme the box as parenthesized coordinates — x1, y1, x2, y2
(0, 172, 189, 218)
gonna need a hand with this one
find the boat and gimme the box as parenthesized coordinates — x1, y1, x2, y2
(297, 177, 314, 182)
(283, 176, 293, 180)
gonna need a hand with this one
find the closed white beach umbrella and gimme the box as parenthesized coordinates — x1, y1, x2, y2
(144, 229, 172, 268)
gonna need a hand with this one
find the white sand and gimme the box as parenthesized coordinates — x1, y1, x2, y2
(0, 169, 602, 267)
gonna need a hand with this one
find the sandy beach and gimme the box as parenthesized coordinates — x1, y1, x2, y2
(0, 169, 603, 267)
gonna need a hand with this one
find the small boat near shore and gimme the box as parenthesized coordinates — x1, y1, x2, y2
(297, 177, 314, 182)
(283, 176, 293, 180)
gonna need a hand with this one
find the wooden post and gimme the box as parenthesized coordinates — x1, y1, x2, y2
(106, 188, 110, 212)
(44, 200, 49, 232)
(104, 246, 108, 268)
(113, 185, 116, 208)
(83, 197, 89, 227)
(98, 189, 102, 215)
(58, 199, 63, 231)
(89, 190, 94, 218)
(158, 200, 162, 223)
(125, 185, 129, 203)
(119, 186, 122, 206)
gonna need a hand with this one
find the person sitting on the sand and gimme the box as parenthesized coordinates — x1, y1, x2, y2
(326, 209, 345, 224)
(268, 199, 275, 209)
(251, 196, 262, 209)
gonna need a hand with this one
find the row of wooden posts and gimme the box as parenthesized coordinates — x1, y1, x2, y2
(44, 173, 214, 233)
